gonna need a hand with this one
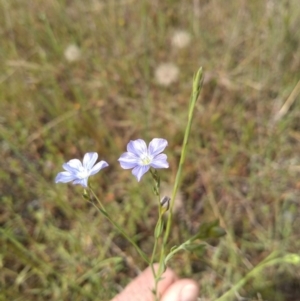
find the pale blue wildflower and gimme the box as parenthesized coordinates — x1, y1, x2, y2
(55, 152, 108, 187)
(118, 138, 169, 181)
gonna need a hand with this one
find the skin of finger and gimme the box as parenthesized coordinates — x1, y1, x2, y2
(111, 264, 178, 301)
(160, 279, 199, 301)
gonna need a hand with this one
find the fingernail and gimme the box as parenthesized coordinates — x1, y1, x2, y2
(180, 284, 198, 301)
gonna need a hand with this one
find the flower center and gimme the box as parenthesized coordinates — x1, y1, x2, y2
(77, 167, 89, 179)
(140, 154, 152, 166)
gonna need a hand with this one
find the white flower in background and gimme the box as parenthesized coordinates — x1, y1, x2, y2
(171, 30, 191, 49)
(64, 44, 81, 62)
(155, 63, 179, 87)
(55, 152, 108, 187)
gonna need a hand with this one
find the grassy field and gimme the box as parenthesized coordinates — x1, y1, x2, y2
(1, 0, 300, 300)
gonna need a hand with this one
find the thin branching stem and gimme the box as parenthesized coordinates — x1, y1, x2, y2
(88, 187, 150, 264)
(162, 67, 203, 250)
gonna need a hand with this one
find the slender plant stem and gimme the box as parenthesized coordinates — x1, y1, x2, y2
(149, 220, 159, 300)
(150, 217, 159, 293)
(88, 188, 150, 264)
(150, 68, 203, 297)
(163, 67, 203, 246)
(149, 171, 164, 301)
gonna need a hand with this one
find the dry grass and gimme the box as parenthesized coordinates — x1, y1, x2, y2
(1, 0, 300, 300)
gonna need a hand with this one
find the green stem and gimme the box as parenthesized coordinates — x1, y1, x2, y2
(149, 171, 163, 301)
(149, 67, 203, 300)
(163, 67, 203, 245)
(149, 221, 159, 300)
(164, 240, 191, 264)
(88, 188, 149, 264)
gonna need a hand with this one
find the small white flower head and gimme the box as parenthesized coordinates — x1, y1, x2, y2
(154, 63, 179, 87)
(55, 152, 108, 187)
(171, 30, 191, 49)
(64, 44, 81, 62)
(118, 138, 169, 182)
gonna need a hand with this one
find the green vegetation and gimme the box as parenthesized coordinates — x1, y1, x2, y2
(1, 0, 300, 300)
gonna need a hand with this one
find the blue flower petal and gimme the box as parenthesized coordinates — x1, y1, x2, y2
(55, 171, 76, 183)
(132, 165, 150, 181)
(73, 178, 88, 187)
(148, 138, 168, 157)
(127, 139, 147, 157)
(118, 152, 139, 169)
(63, 159, 83, 172)
(89, 160, 109, 175)
(150, 154, 169, 169)
(83, 152, 98, 170)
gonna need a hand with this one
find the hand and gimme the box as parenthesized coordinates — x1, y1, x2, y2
(111, 264, 199, 301)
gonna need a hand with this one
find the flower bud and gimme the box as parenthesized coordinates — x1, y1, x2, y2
(160, 196, 171, 212)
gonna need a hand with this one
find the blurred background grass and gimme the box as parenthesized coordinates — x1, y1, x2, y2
(1, 0, 300, 300)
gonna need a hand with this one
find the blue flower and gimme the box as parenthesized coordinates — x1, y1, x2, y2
(118, 138, 169, 181)
(55, 152, 109, 187)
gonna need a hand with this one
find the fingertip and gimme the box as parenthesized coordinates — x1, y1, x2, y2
(111, 264, 177, 301)
(161, 279, 199, 301)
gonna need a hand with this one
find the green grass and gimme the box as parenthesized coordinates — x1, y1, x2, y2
(1, 0, 300, 300)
